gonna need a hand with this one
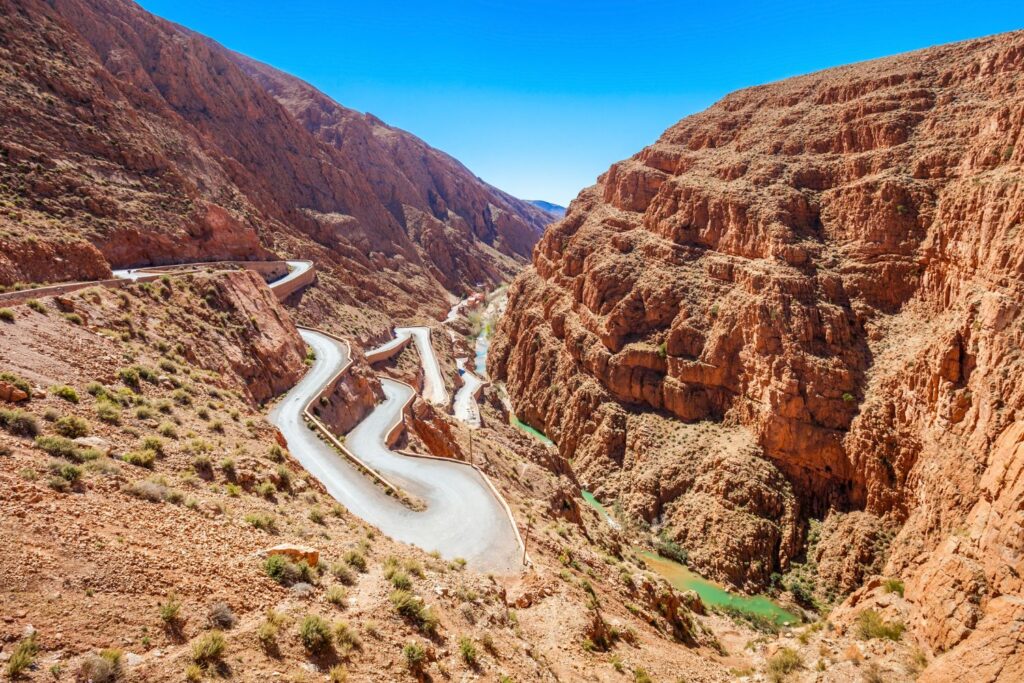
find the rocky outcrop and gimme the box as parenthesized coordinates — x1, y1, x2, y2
(310, 357, 383, 435)
(0, 0, 551, 322)
(195, 271, 307, 403)
(492, 29, 1024, 667)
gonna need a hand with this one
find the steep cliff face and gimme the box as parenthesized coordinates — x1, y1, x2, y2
(0, 0, 550, 320)
(492, 30, 1024, 666)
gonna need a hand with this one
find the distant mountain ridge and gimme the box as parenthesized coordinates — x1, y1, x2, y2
(527, 200, 567, 218)
(0, 0, 551, 324)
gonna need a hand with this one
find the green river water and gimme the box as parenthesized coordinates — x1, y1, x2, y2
(580, 491, 799, 626)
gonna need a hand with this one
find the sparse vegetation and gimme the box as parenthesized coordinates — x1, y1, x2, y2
(245, 512, 277, 532)
(856, 609, 905, 641)
(159, 593, 182, 624)
(0, 409, 39, 437)
(343, 549, 367, 572)
(122, 449, 156, 468)
(95, 399, 122, 424)
(403, 642, 426, 672)
(5, 633, 38, 678)
(390, 589, 439, 635)
(765, 647, 802, 682)
(207, 602, 236, 629)
(263, 554, 315, 585)
(0, 307, 15, 322)
(51, 384, 79, 403)
(54, 415, 89, 438)
(326, 585, 347, 607)
(882, 578, 905, 597)
(299, 614, 333, 654)
(190, 630, 226, 666)
(26, 300, 46, 315)
(459, 636, 478, 667)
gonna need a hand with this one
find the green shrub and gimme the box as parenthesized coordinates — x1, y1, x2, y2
(344, 550, 366, 572)
(299, 614, 333, 654)
(54, 415, 90, 438)
(159, 593, 182, 625)
(135, 405, 154, 420)
(141, 436, 165, 456)
(459, 636, 477, 666)
(96, 399, 121, 424)
(257, 611, 282, 651)
(122, 449, 156, 468)
(6, 633, 38, 678)
(634, 669, 653, 683)
(190, 630, 226, 665)
(389, 570, 411, 590)
(315, 580, 345, 607)
(856, 609, 905, 641)
(157, 421, 177, 438)
(172, 388, 192, 406)
(48, 459, 82, 483)
(269, 444, 284, 462)
(275, 464, 292, 490)
(0, 408, 39, 437)
(51, 384, 79, 403)
(118, 367, 140, 390)
(26, 299, 46, 315)
(256, 481, 276, 499)
(330, 562, 355, 585)
(334, 621, 360, 650)
(62, 312, 84, 325)
(158, 358, 178, 374)
(0, 308, 14, 322)
(309, 507, 325, 524)
(403, 642, 426, 672)
(245, 512, 277, 532)
(882, 578, 905, 597)
(765, 647, 802, 682)
(35, 434, 79, 459)
(390, 590, 439, 635)
(655, 534, 688, 565)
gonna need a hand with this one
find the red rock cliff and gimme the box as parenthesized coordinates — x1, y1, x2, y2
(491, 30, 1024, 671)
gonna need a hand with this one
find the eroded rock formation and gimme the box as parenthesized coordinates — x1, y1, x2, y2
(491, 30, 1024, 670)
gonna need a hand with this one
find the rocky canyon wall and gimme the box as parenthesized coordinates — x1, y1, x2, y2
(491, 29, 1024, 668)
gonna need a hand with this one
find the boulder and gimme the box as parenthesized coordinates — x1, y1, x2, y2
(0, 381, 28, 403)
(74, 436, 114, 456)
(263, 543, 319, 567)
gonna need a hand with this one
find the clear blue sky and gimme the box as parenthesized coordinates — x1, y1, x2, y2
(139, 0, 1022, 206)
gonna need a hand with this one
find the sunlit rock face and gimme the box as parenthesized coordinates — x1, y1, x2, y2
(491, 29, 1024, 666)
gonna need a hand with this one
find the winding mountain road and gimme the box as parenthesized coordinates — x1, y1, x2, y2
(107, 259, 522, 572)
(367, 326, 449, 406)
(267, 330, 521, 571)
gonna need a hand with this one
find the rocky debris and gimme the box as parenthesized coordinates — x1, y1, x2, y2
(491, 27, 1024, 669)
(0, 381, 28, 403)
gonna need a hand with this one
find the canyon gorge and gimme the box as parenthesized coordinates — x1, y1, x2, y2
(491, 28, 1024, 680)
(0, 0, 1021, 680)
